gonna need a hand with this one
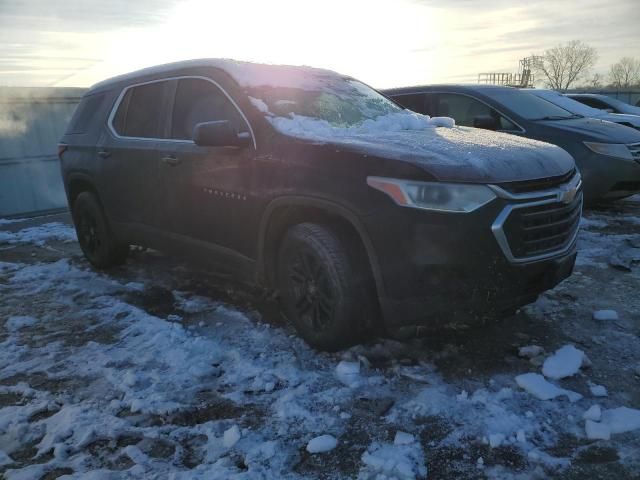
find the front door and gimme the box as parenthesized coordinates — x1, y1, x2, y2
(157, 77, 257, 263)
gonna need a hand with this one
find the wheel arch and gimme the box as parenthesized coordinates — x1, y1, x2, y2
(257, 196, 385, 300)
(66, 173, 101, 209)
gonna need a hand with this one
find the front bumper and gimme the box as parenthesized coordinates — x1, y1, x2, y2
(363, 173, 581, 330)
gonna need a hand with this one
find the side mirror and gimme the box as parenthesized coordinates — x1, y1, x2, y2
(473, 115, 499, 131)
(193, 121, 251, 147)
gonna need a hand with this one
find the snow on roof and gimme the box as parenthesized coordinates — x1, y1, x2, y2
(90, 59, 345, 92)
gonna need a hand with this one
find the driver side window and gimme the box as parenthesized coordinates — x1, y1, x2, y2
(171, 78, 246, 140)
(437, 93, 517, 130)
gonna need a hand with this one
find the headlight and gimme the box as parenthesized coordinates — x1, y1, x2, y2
(367, 177, 496, 213)
(583, 142, 633, 160)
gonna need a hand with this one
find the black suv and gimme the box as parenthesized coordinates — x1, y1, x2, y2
(60, 59, 580, 351)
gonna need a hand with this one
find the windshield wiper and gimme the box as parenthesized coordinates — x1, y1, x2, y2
(532, 114, 582, 121)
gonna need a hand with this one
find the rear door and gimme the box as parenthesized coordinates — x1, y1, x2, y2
(158, 76, 257, 260)
(101, 80, 172, 228)
(391, 92, 430, 114)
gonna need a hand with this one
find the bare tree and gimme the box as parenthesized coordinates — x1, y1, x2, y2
(609, 57, 640, 88)
(584, 73, 603, 89)
(533, 40, 598, 91)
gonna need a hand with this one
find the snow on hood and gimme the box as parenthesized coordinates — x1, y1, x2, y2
(268, 111, 574, 183)
(268, 110, 455, 137)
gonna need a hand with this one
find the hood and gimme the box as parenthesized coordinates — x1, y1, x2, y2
(536, 117, 640, 142)
(314, 126, 575, 183)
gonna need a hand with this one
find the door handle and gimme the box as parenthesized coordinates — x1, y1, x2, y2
(97, 150, 111, 159)
(161, 155, 181, 166)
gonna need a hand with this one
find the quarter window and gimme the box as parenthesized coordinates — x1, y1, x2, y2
(66, 93, 106, 134)
(171, 78, 246, 140)
(437, 93, 517, 130)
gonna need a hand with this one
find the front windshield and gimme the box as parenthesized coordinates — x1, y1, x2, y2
(483, 90, 578, 121)
(249, 78, 404, 127)
(532, 91, 598, 117)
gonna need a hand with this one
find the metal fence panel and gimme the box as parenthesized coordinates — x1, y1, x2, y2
(0, 88, 83, 217)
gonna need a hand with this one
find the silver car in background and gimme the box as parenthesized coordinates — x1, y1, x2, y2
(567, 93, 640, 116)
(529, 89, 640, 131)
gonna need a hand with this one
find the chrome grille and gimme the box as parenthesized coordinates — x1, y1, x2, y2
(497, 169, 576, 194)
(490, 172, 583, 263)
(502, 194, 582, 258)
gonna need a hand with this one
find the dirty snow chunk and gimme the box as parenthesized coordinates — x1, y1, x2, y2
(518, 345, 544, 358)
(306, 434, 337, 454)
(429, 116, 455, 128)
(515, 373, 582, 402)
(585, 420, 611, 440)
(583, 405, 602, 421)
(593, 310, 618, 321)
(516, 430, 526, 443)
(223, 425, 241, 448)
(5, 315, 37, 331)
(0, 449, 12, 466)
(249, 96, 270, 114)
(336, 361, 361, 387)
(359, 441, 427, 479)
(601, 407, 640, 435)
(589, 383, 608, 397)
(489, 433, 505, 448)
(394, 431, 415, 445)
(542, 345, 585, 379)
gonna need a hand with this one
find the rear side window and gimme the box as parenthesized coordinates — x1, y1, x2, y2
(437, 93, 517, 130)
(65, 93, 106, 134)
(577, 97, 612, 110)
(113, 81, 166, 138)
(171, 78, 245, 140)
(393, 93, 428, 115)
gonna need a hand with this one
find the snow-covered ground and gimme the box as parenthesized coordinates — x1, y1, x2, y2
(1, 198, 639, 479)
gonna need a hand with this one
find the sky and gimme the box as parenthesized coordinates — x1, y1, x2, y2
(0, 0, 638, 89)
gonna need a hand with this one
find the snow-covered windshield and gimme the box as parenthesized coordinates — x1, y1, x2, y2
(484, 90, 579, 121)
(592, 95, 640, 115)
(531, 90, 602, 117)
(249, 79, 403, 127)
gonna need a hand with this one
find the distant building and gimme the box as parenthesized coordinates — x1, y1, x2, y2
(0, 87, 85, 217)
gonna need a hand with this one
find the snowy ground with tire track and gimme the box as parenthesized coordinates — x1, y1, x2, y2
(1, 197, 639, 479)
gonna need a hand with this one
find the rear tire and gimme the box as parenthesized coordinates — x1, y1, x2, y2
(72, 191, 128, 268)
(276, 222, 374, 351)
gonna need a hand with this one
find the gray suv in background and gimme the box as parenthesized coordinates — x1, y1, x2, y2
(385, 85, 640, 203)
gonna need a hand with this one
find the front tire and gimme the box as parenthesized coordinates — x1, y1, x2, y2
(276, 223, 373, 351)
(72, 191, 128, 268)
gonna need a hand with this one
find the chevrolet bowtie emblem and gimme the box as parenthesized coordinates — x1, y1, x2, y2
(558, 185, 578, 204)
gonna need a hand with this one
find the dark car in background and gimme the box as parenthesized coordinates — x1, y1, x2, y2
(60, 60, 580, 350)
(567, 93, 640, 116)
(385, 85, 640, 202)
